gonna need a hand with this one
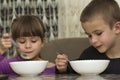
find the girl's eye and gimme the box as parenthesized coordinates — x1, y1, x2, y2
(31, 40, 37, 43)
(17, 38, 26, 44)
(31, 39, 38, 43)
(19, 40, 25, 44)
(31, 37, 40, 43)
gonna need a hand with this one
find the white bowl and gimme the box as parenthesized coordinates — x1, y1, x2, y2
(69, 60, 110, 75)
(9, 61, 48, 76)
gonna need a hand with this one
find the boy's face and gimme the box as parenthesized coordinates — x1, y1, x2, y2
(81, 17, 118, 53)
(16, 36, 44, 59)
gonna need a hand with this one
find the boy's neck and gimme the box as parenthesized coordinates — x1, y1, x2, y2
(106, 47, 120, 59)
(106, 38, 120, 59)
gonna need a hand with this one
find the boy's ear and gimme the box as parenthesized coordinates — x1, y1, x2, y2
(114, 21, 120, 34)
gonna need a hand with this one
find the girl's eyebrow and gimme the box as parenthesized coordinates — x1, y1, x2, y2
(31, 36, 39, 39)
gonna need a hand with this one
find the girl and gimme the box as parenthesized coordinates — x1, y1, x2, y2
(0, 15, 55, 75)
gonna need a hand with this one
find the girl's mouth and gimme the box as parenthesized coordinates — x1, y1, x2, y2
(24, 51, 33, 54)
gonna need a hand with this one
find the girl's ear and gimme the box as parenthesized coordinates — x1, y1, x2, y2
(41, 38, 46, 47)
(114, 21, 120, 34)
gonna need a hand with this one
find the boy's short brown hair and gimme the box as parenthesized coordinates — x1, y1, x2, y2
(80, 0, 120, 27)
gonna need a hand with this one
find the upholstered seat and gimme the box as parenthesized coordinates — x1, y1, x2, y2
(41, 38, 90, 62)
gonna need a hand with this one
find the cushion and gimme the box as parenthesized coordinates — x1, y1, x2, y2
(41, 38, 90, 62)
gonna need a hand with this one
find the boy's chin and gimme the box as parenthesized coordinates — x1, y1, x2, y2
(97, 49, 106, 53)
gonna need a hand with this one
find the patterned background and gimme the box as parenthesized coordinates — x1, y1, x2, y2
(1, 0, 120, 40)
(0, 0, 58, 42)
(1, 0, 120, 58)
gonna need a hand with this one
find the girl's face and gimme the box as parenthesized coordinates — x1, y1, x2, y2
(16, 36, 44, 59)
(82, 17, 118, 53)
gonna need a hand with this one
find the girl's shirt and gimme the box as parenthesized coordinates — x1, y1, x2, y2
(0, 53, 55, 75)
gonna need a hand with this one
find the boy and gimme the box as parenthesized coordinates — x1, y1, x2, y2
(55, 0, 120, 74)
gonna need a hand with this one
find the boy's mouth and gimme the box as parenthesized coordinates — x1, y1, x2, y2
(95, 45, 102, 49)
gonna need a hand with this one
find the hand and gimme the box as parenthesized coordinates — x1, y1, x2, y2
(0, 33, 12, 54)
(55, 53, 68, 73)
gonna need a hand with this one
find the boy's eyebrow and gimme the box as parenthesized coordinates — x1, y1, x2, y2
(85, 32, 89, 35)
(93, 30, 103, 33)
(85, 30, 102, 35)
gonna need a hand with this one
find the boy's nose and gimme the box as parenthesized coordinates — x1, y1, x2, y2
(90, 36, 98, 44)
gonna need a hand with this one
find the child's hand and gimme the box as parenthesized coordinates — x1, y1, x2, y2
(0, 33, 12, 54)
(55, 53, 68, 73)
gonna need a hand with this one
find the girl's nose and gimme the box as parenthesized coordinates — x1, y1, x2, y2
(25, 41, 31, 48)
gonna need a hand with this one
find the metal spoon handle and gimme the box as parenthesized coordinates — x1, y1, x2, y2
(10, 37, 19, 48)
(10, 37, 29, 59)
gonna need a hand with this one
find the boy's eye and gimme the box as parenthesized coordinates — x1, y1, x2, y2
(95, 32, 102, 36)
(86, 31, 103, 38)
(85, 33, 92, 38)
(87, 34, 92, 38)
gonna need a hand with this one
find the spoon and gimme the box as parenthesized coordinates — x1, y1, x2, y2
(57, 52, 70, 62)
(57, 52, 72, 73)
(10, 37, 30, 59)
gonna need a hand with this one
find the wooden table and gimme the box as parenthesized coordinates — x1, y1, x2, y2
(3, 74, 120, 80)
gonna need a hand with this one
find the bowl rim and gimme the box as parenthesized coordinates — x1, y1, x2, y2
(9, 60, 48, 65)
(69, 59, 110, 63)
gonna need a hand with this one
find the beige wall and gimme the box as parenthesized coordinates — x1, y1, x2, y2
(58, 0, 120, 38)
